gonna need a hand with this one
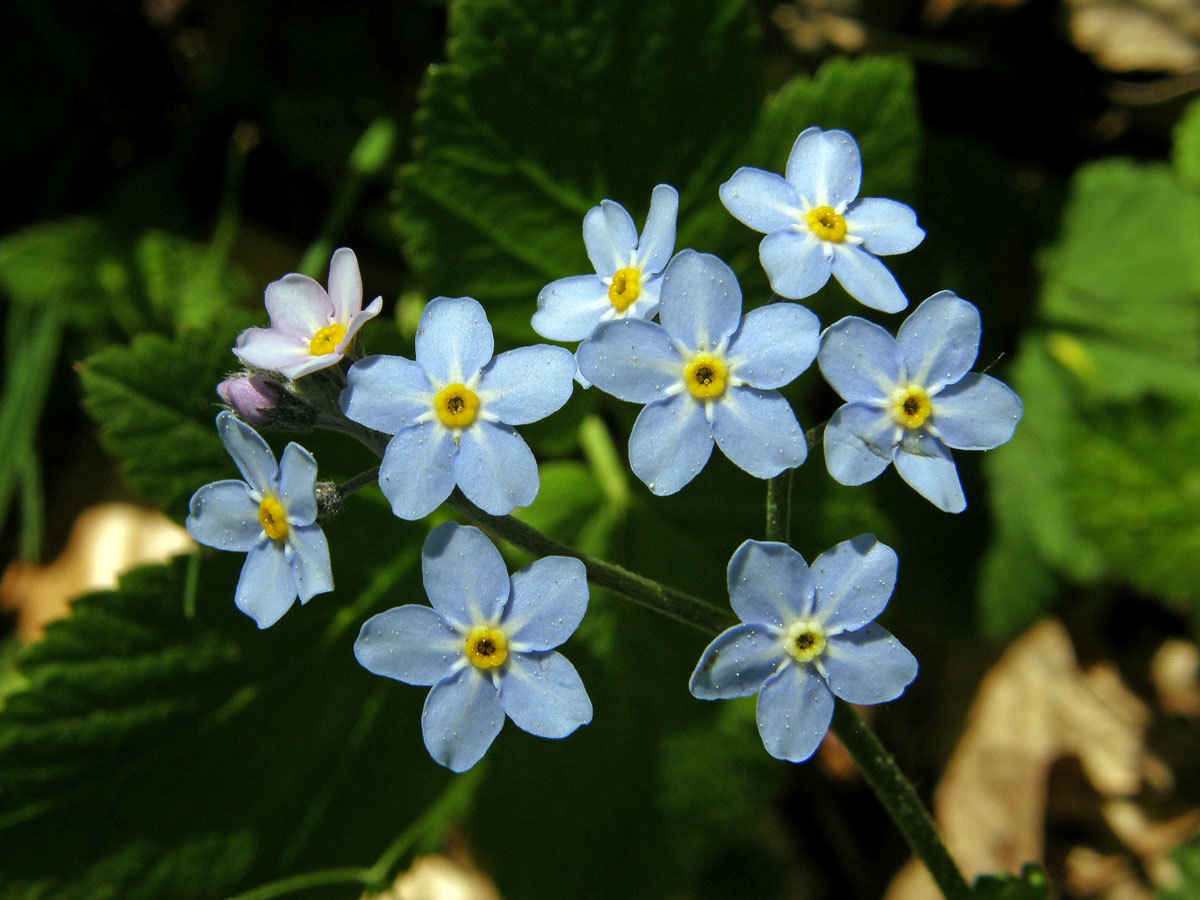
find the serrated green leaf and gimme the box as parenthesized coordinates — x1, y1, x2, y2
(739, 56, 920, 201)
(134, 230, 253, 331)
(78, 320, 254, 522)
(396, 0, 760, 336)
(0, 500, 458, 899)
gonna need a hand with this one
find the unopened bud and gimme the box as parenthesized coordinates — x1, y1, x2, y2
(217, 375, 281, 426)
(217, 373, 317, 431)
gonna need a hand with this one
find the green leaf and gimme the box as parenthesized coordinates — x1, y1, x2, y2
(134, 230, 254, 332)
(982, 155, 1200, 634)
(396, 0, 760, 335)
(0, 218, 131, 331)
(1160, 838, 1200, 900)
(0, 510, 458, 899)
(78, 319, 254, 522)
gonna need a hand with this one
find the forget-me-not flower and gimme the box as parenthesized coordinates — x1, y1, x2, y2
(341, 296, 575, 519)
(576, 250, 819, 495)
(185, 411, 333, 628)
(818, 291, 1023, 513)
(720, 127, 924, 312)
(234, 248, 383, 380)
(689, 536, 917, 763)
(354, 522, 592, 772)
(532, 184, 678, 342)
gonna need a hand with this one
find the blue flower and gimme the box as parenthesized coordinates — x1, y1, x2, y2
(185, 411, 333, 628)
(532, 184, 678, 342)
(818, 291, 1023, 513)
(354, 522, 592, 772)
(575, 250, 819, 495)
(689, 536, 917, 763)
(720, 127, 924, 313)
(340, 296, 576, 519)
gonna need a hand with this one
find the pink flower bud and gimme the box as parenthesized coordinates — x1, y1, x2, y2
(217, 375, 282, 426)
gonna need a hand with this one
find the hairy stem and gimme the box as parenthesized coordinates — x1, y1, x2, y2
(445, 490, 732, 633)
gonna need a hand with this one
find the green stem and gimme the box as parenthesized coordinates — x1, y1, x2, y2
(763, 466, 969, 900)
(830, 704, 971, 900)
(224, 867, 371, 900)
(445, 490, 732, 634)
(765, 470, 792, 544)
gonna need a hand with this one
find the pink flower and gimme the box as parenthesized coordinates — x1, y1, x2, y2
(233, 248, 383, 380)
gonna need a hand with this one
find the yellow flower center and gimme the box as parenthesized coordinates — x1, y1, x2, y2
(683, 353, 727, 400)
(608, 267, 642, 311)
(805, 205, 847, 243)
(783, 620, 827, 664)
(889, 384, 932, 429)
(309, 323, 347, 356)
(434, 383, 479, 428)
(464, 626, 508, 669)
(258, 495, 289, 541)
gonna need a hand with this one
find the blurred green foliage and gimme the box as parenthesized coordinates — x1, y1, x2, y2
(980, 105, 1200, 638)
(2, 0, 1199, 897)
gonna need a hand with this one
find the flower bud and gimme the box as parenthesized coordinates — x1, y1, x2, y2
(217, 375, 282, 426)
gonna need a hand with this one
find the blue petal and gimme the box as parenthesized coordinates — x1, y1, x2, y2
(287, 523, 333, 602)
(822, 622, 918, 704)
(498, 651, 592, 738)
(843, 198, 925, 255)
(277, 443, 318, 525)
(755, 662, 836, 763)
(477, 345, 575, 425)
(455, 421, 539, 515)
(727, 540, 815, 627)
(216, 411, 277, 495)
(823, 403, 898, 486)
(689, 623, 787, 699)
(658, 250, 742, 351)
(421, 667, 505, 772)
(894, 430, 966, 513)
(531, 275, 610, 342)
(504, 556, 588, 651)
(354, 605, 463, 686)
(830, 244, 908, 313)
(575, 318, 681, 403)
(711, 386, 807, 478)
(583, 199, 638, 279)
(378, 422, 457, 520)
(817, 316, 901, 403)
(719, 167, 801, 234)
(415, 296, 495, 384)
(810, 535, 897, 632)
(931, 373, 1023, 450)
(235, 541, 296, 629)
(422, 522, 511, 630)
(896, 291, 981, 391)
(186, 481, 261, 551)
(341, 355, 433, 432)
(785, 127, 861, 209)
(634, 184, 679, 275)
(759, 228, 831, 300)
(627, 394, 714, 495)
(725, 303, 820, 390)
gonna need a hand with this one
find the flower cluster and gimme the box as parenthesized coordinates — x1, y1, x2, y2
(187, 124, 1021, 770)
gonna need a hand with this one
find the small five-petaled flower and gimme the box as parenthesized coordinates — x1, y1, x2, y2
(818, 291, 1023, 512)
(720, 126, 924, 312)
(354, 522, 592, 772)
(576, 249, 819, 495)
(690, 535, 917, 763)
(186, 411, 333, 628)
